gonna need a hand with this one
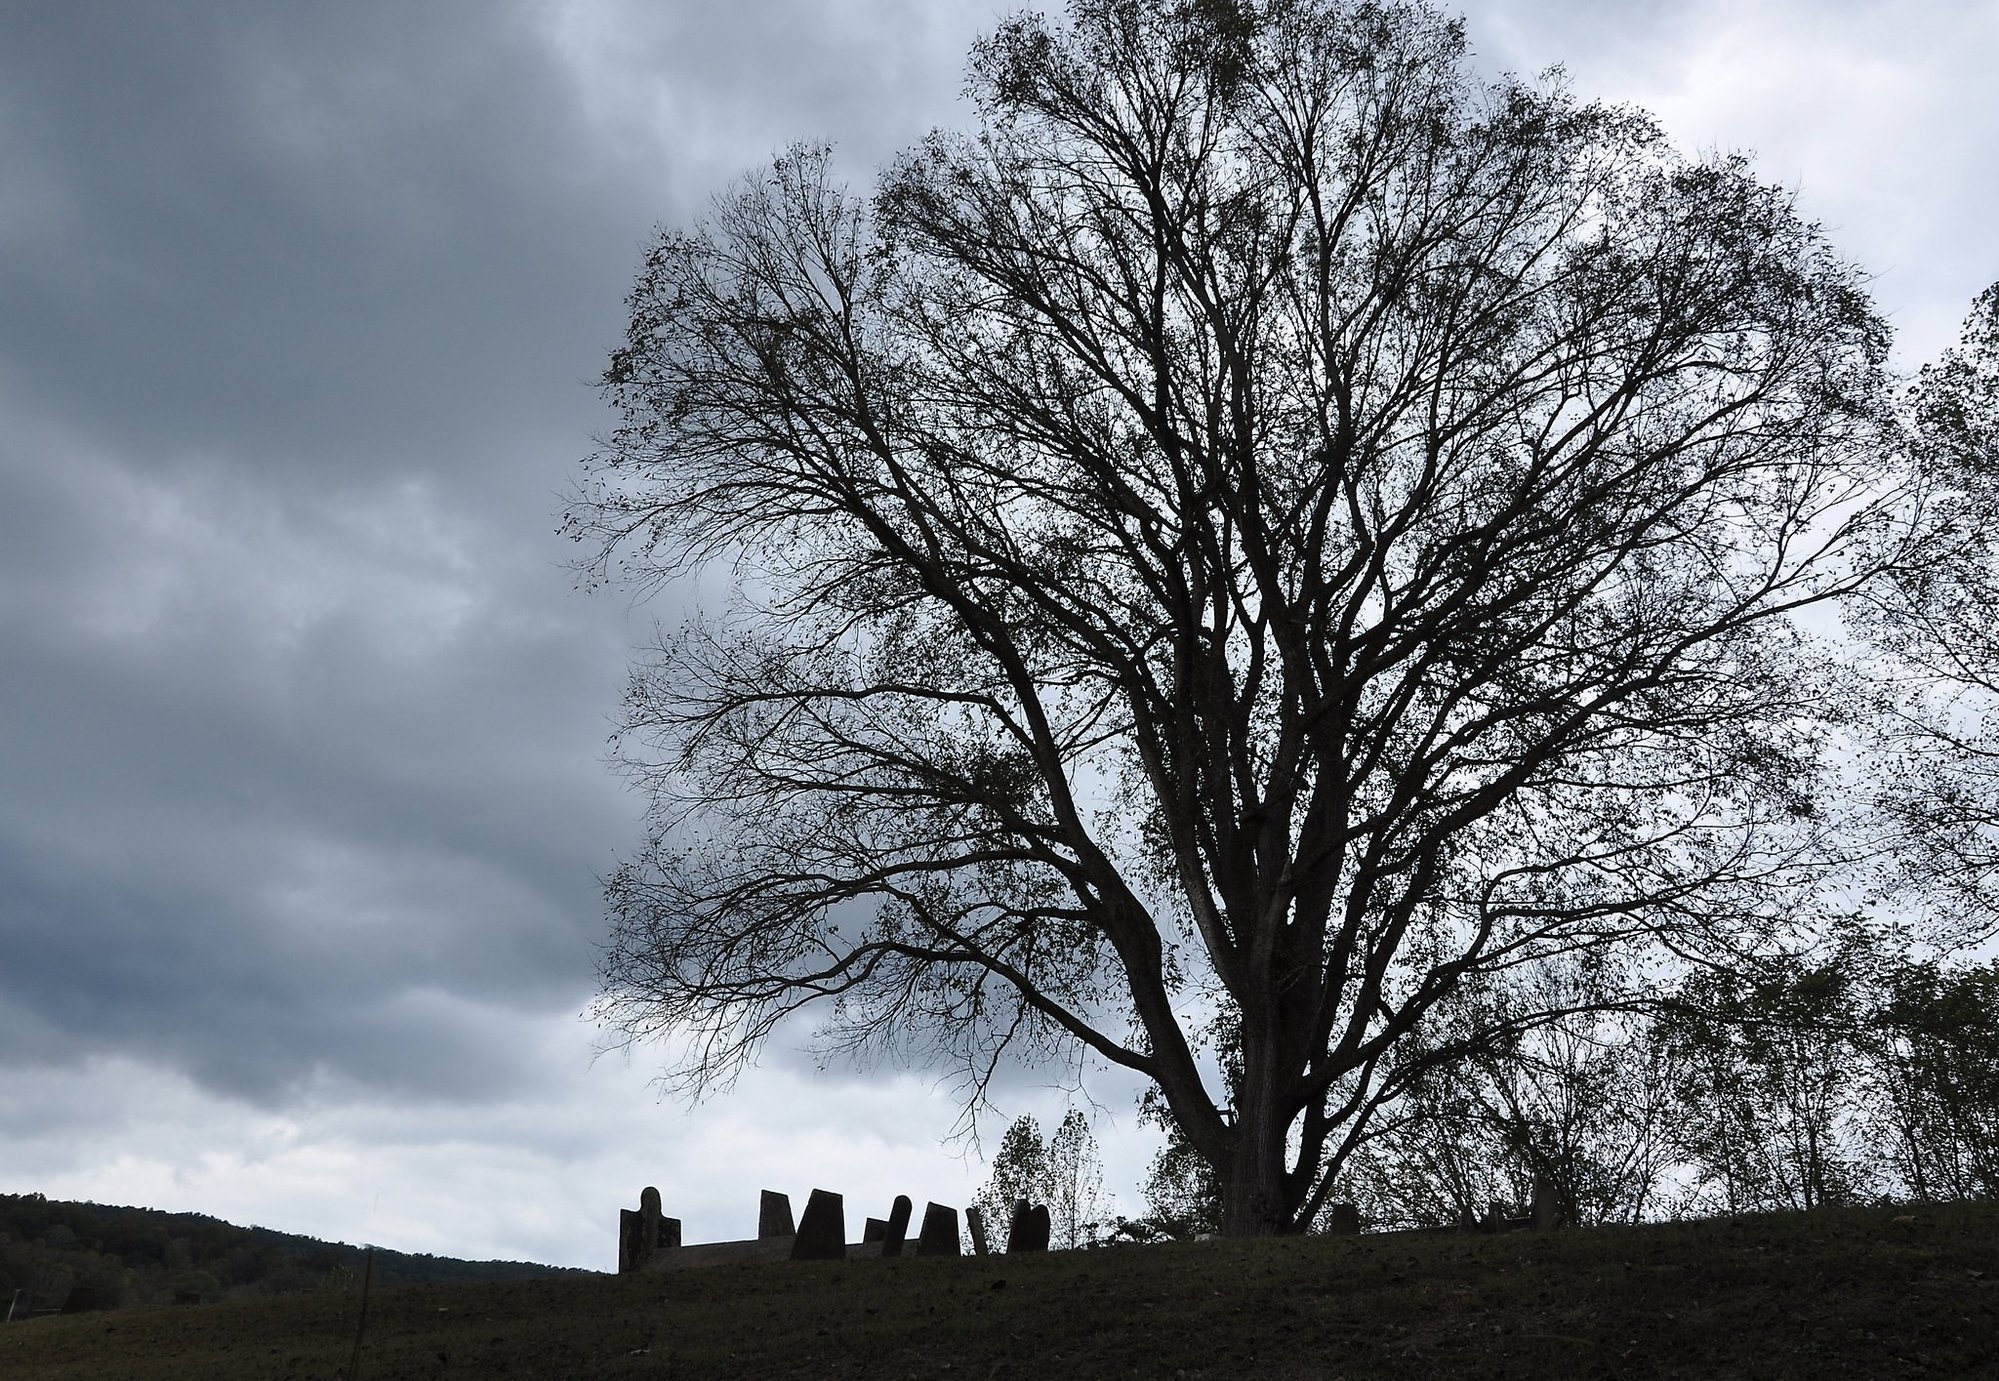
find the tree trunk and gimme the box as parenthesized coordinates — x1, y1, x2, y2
(1217, 1105, 1296, 1236)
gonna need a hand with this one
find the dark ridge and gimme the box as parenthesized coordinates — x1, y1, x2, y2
(0, 1191, 595, 1313)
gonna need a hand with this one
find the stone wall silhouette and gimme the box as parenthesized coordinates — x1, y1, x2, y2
(615, 1187, 1060, 1273)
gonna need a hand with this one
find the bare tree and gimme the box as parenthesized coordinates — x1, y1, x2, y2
(1045, 1109, 1110, 1247)
(570, 0, 1903, 1234)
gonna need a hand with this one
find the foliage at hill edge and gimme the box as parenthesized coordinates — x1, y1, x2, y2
(0, 1192, 593, 1311)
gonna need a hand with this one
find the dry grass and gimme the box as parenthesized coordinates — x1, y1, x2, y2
(3, 1201, 1995, 1379)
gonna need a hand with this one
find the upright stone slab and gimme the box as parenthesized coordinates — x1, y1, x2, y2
(1325, 1202, 1361, 1236)
(966, 1205, 990, 1256)
(1530, 1173, 1566, 1231)
(618, 1208, 643, 1273)
(881, 1195, 913, 1258)
(621, 1185, 677, 1274)
(640, 1186, 665, 1258)
(791, 1188, 847, 1261)
(916, 1202, 961, 1256)
(1029, 1204, 1053, 1251)
(1004, 1199, 1031, 1253)
(1006, 1199, 1049, 1253)
(759, 1190, 796, 1239)
(863, 1217, 888, 1244)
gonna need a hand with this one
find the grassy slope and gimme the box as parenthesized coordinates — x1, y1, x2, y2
(3, 1201, 1995, 1380)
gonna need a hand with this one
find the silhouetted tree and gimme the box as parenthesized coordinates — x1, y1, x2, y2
(1857, 284, 1999, 945)
(974, 1116, 1050, 1248)
(974, 1111, 1110, 1248)
(1866, 957, 1999, 1201)
(1117, 1093, 1222, 1242)
(1343, 960, 1680, 1227)
(574, 0, 1905, 1233)
(1653, 936, 1876, 1213)
(1045, 1109, 1110, 1247)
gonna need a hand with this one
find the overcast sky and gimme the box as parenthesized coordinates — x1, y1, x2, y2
(1, 0, 1993, 1272)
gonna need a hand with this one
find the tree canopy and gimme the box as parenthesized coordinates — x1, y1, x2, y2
(570, 0, 1907, 1234)
(1857, 283, 1999, 942)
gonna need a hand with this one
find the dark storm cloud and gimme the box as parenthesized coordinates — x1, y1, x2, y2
(0, 1, 624, 478)
(0, 0, 978, 482)
(0, 0, 993, 1116)
(0, 0, 628, 1104)
(0, 492, 623, 1100)
(0, 836, 540, 1101)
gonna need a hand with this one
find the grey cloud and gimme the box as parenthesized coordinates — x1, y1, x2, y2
(0, 813, 588, 1105)
(0, 1, 639, 483)
(0, 0, 983, 490)
(0, 484, 631, 1096)
(0, 0, 1002, 1119)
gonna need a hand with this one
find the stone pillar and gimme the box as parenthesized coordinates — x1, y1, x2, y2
(1531, 1172, 1567, 1230)
(966, 1205, 990, 1256)
(759, 1190, 796, 1239)
(618, 1209, 641, 1274)
(640, 1186, 664, 1259)
(791, 1188, 847, 1261)
(882, 1195, 913, 1258)
(1325, 1202, 1361, 1236)
(916, 1202, 961, 1256)
(1006, 1200, 1049, 1252)
(620, 1186, 679, 1272)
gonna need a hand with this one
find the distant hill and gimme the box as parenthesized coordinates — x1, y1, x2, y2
(0, 1192, 594, 1313)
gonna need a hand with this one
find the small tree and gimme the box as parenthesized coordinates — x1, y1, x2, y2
(1340, 1060, 1499, 1229)
(1135, 1138, 1222, 1241)
(1343, 961, 1680, 1227)
(1866, 958, 1999, 1201)
(975, 1110, 1110, 1248)
(1045, 1109, 1110, 1248)
(974, 1116, 1049, 1248)
(1654, 939, 1876, 1213)
(1108, 1098, 1221, 1242)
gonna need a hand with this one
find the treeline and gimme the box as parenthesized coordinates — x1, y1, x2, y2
(1118, 940, 1999, 1239)
(0, 1194, 594, 1312)
(1349, 942, 1999, 1229)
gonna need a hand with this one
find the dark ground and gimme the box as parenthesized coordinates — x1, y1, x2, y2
(3, 1201, 1994, 1379)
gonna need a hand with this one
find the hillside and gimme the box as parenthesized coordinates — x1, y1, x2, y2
(0, 1193, 593, 1314)
(3, 1200, 1995, 1379)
